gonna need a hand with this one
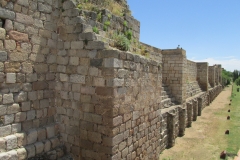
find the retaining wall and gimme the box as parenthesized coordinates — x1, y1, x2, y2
(0, 0, 223, 159)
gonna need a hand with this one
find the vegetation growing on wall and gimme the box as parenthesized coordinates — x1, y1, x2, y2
(77, 0, 131, 17)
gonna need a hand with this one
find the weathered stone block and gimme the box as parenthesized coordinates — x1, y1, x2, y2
(46, 125, 55, 139)
(32, 81, 48, 90)
(0, 138, 6, 152)
(38, 3, 52, 13)
(4, 114, 14, 124)
(106, 78, 124, 87)
(37, 128, 46, 141)
(4, 62, 21, 72)
(4, 19, 13, 31)
(0, 51, 7, 62)
(85, 41, 108, 50)
(40, 99, 49, 108)
(9, 51, 28, 62)
(69, 56, 79, 65)
(50, 137, 60, 148)
(33, 64, 48, 73)
(27, 110, 35, 120)
(71, 41, 83, 49)
(104, 58, 123, 68)
(25, 144, 35, 158)
(14, 92, 27, 102)
(16, 13, 34, 25)
(88, 131, 102, 143)
(27, 129, 37, 144)
(17, 0, 29, 7)
(15, 112, 26, 122)
(7, 103, 20, 114)
(12, 123, 21, 133)
(6, 73, 16, 83)
(3, 93, 14, 104)
(0, 7, 15, 20)
(28, 91, 37, 101)
(93, 77, 105, 86)
(15, 133, 26, 147)
(5, 135, 17, 150)
(4, 40, 16, 50)
(84, 113, 102, 124)
(0, 105, 7, 116)
(21, 102, 30, 111)
(43, 140, 51, 152)
(17, 148, 27, 160)
(95, 87, 114, 96)
(8, 30, 29, 42)
(0, 28, 6, 40)
(0, 152, 9, 159)
(35, 142, 44, 154)
(70, 74, 85, 84)
(0, 62, 3, 71)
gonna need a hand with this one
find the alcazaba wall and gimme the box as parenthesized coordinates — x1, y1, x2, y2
(0, 0, 222, 159)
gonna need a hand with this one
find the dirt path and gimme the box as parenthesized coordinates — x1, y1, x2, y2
(159, 86, 232, 160)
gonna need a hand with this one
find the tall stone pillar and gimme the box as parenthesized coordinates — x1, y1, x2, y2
(197, 62, 208, 91)
(162, 49, 187, 104)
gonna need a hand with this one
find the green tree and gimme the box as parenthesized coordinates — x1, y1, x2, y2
(222, 69, 232, 86)
(233, 70, 239, 82)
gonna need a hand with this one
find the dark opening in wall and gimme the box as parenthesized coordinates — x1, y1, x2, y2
(0, 18, 5, 28)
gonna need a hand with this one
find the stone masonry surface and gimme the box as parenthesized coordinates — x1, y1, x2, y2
(0, 0, 223, 159)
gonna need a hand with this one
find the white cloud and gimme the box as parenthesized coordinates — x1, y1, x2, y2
(189, 57, 240, 72)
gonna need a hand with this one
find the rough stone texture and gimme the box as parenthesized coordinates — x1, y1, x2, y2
(0, 1, 223, 160)
(8, 30, 29, 42)
(0, 28, 6, 40)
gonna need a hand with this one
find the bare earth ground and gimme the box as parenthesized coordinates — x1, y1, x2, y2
(159, 86, 232, 160)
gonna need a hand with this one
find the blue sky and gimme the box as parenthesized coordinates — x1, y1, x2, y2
(127, 0, 240, 71)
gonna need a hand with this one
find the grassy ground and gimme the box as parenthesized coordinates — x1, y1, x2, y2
(160, 85, 240, 160)
(226, 83, 240, 156)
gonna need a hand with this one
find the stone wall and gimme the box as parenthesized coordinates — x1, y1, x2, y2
(0, 0, 63, 159)
(197, 62, 208, 91)
(0, 0, 223, 160)
(187, 60, 197, 82)
(162, 49, 187, 104)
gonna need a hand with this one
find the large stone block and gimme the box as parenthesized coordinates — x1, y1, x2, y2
(27, 129, 37, 144)
(70, 74, 85, 84)
(7, 103, 20, 114)
(104, 58, 123, 68)
(9, 51, 28, 62)
(16, 13, 34, 25)
(15, 112, 26, 122)
(0, 125, 11, 137)
(38, 3, 52, 13)
(71, 41, 83, 49)
(0, 138, 6, 152)
(0, 51, 7, 62)
(0, 105, 7, 116)
(0, 152, 9, 159)
(0, 28, 6, 40)
(46, 125, 55, 139)
(35, 142, 44, 154)
(0, 7, 15, 20)
(6, 73, 16, 83)
(25, 144, 35, 158)
(3, 93, 14, 104)
(4, 114, 14, 124)
(4, 40, 16, 50)
(8, 30, 29, 42)
(85, 41, 108, 50)
(4, 62, 21, 72)
(17, 148, 27, 160)
(5, 135, 17, 150)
